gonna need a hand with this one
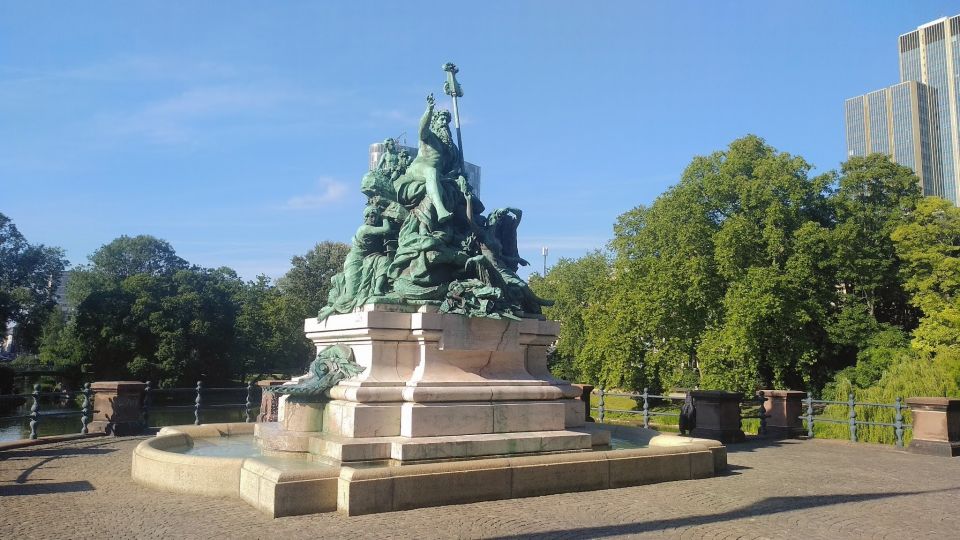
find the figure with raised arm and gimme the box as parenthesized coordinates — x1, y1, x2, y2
(393, 94, 460, 224)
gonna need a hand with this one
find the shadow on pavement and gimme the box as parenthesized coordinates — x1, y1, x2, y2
(0, 480, 95, 497)
(488, 487, 960, 540)
(725, 437, 804, 453)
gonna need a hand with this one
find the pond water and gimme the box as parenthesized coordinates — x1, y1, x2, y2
(166, 434, 647, 460)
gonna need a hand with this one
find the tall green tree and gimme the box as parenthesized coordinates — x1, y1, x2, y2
(529, 251, 610, 381)
(892, 197, 960, 353)
(276, 241, 350, 317)
(0, 213, 67, 352)
(587, 136, 837, 393)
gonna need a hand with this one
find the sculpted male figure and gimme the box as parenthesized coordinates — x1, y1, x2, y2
(394, 93, 460, 223)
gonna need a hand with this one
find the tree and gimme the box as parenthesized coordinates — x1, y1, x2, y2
(588, 136, 837, 393)
(276, 241, 350, 317)
(529, 251, 610, 381)
(70, 236, 243, 386)
(892, 197, 960, 353)
(0, 213, 67, 353)
(830, 155, 921, 329)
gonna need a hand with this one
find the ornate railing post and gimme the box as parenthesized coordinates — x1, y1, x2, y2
(894, 396, 904, 448)
(80, 382, 91, 434)
(848, 393, 857, 442)
(29, 383, 40, 440)
(597, 388, 605, 423)
(642, 387, 650, 429)
(142, 381, 151, 428)
(245, 381, 254, 423)
(194, 381, 202, 425)
(806, 392, 814, 438)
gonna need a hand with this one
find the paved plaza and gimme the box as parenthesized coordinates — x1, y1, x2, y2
(1, 435, 958, 539)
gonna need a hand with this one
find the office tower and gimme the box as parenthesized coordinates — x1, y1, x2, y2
(898, 16, 960, 204)
(844, 14, 959, 204)
(845, 81, 941, 197)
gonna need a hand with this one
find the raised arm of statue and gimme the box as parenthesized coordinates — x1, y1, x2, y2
(420, 94, 435, 140)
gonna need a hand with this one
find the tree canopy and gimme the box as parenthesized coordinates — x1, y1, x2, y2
(0, 213, 67, 353)
(535, 137, 952, 398)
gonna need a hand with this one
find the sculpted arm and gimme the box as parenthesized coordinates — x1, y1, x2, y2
(419, 94, 435, 140)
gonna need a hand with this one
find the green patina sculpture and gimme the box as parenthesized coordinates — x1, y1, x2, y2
(319, 63, 551, 321)
(266, 344, 365, 401)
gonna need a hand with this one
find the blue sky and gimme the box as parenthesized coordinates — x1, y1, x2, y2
(3, 1, 957, 280)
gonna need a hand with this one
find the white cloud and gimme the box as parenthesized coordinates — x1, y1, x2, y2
(284, 177, 349, 209)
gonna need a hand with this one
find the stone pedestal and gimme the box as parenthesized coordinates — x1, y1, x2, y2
(88, 381, 147, 436)
(261, 307, 587, 463)
(257, 380, 288, 423)
(760, 390, 805, 438)
(690, 390, 745, 443)
(573, 384, 594, 422)
(906, 398, 960, 457)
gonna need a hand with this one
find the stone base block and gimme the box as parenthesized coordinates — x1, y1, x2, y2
(281, 401, 325, 432)
(908, 439, 960, 457)
(240, 457, 339, 518)
(308, 433, 393, 462)
(400, 401, 565, 437)
(134, 422, 727, 518)
(389, 430, 591, 461)
(323, 401, 401, 438)
(336, 444, 717, 516)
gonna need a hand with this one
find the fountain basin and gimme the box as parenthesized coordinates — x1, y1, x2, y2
(132, 422, 727, 517)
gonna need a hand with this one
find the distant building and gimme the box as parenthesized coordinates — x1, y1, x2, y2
(845, 81, 940, 197)
(845, 14, 960, 204)
(368, 142, 481, 196)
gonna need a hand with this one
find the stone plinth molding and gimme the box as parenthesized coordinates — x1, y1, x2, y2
(906, 397, 960, 457)
(690, 390, 745, 443)
(760, 390, 806, 438)
(89, 381, 147, 436)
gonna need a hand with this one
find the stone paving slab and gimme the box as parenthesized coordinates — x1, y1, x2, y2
(1, 436, 958, 539)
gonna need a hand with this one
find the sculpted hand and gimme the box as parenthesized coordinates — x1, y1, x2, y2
(426, 93, 435, 109)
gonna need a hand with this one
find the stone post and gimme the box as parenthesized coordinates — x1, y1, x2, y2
(690, 390, 745, 443)
(257, 380, 288, 423)
(905, 398, 960, 457)
(573, 384, 594, 422)
(760, 390, 806, 438)
(88, 381, 147, 436)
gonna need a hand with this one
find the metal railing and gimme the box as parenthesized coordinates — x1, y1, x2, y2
(142, 380, 260, 427)
(802, 393, 912, 448)
(0, 383, 94, 440)
(591, 388, 768, 436)
(0, 380, 261, 441)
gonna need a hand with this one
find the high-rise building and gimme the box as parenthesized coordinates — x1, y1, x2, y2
(898, 16, 960, 204)
(845, 81, 941, 197)
(844, 14, 960, 204)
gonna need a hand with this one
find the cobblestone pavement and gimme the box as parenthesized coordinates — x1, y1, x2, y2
(1, 436, 959, 539)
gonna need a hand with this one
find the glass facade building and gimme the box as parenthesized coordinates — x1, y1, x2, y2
(845, 81, 940, 197)
(897, 16, 960, 203)
(846, 15, 960, 204)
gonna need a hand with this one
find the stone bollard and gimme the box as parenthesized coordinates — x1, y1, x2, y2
(760, 390, 806, 438)
(905, 398, 960, 457)
(257, 380, 288, 422)
(88, 381, 147, 436)
(572, 384, 594, 422)
(690, 390, 745, 443)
